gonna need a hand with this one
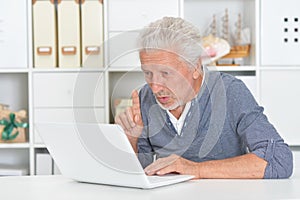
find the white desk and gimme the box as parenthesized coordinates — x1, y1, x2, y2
(1, 173, 300, 200)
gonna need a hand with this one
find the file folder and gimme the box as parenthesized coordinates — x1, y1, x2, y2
(81, 0, 104, 68)
(57, 0, 81, 68)
(36, 153, 53, 175)
(32, 0, 57, 68)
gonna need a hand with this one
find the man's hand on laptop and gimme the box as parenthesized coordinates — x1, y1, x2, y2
(115, 90, 143, 153)
(144, 154, 199, 179)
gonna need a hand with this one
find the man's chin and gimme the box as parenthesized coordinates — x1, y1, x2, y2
(156, 101, 180, 111)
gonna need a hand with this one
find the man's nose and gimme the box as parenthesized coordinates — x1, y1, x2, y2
(150, 82, 164, 93)
(147, 73, 165, 93)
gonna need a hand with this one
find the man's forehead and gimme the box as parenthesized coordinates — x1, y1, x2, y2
(140, 49, 180, 57)
(140, 50, 184, 65)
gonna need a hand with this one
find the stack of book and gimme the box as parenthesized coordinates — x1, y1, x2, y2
(0, 164, 28, 176)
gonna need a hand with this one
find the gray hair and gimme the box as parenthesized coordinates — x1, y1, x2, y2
(137, 17, 203, 67)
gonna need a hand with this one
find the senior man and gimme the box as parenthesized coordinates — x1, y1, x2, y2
(115, 17, 293, 179)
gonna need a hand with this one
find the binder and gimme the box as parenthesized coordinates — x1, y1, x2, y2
(81, 0, 104, 68)
(32, 0, 57, 68)
(36, 153, 53, 175)
(57, 0, 81, 68)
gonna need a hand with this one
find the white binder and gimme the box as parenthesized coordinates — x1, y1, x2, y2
(36, 153, 53, 175)
(57, 0, 81, 68)
(33, 0, 57, 68)
(81, 0, 104, 68)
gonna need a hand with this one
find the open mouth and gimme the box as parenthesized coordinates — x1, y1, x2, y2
(157, 96, 170, 104)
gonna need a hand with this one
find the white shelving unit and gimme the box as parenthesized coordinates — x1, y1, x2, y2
(0, 0, 31, 174)
(0, 0, 299, 176)
(259, 0, 300, 146)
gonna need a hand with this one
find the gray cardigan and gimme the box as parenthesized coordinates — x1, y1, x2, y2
(137, 70, 293, 179)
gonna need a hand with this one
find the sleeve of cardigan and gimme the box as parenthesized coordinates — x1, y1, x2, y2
(137, 86, 155, 169)
(227, 78, 293, 179)
(137, 131, 154, 169)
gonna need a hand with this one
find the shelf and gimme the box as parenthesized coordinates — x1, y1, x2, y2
(259, 66, 300, 71)
(32, 68, 106, 73)
(108, 67, 142, 72)
(184, 0, 256, 67)
(0, 143, 30, 149)
(207, 66, 256, 71)
(0, 73, 29, 111)
(0, 69, 29, 73)
(34, 144, 46, 148)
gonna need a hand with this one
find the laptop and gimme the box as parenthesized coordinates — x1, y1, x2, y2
(35, 123, 194, 189)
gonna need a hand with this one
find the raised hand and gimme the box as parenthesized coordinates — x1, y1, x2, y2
(114, 90, 144, 152)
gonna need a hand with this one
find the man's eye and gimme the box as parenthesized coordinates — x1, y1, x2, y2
(162, 71, 170, 76)
(144, 71, 152, 77)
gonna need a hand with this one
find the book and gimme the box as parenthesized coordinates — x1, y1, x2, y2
(0, 164, 28, 176)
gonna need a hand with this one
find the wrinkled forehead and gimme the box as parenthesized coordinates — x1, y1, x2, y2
(139, 50, 186, 66)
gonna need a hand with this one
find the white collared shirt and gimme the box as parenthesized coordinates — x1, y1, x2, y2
(166, 101, 191, 135)
(166, 71, 205, 136)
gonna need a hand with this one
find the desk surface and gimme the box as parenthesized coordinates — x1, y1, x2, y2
(1, 172, 300, 200)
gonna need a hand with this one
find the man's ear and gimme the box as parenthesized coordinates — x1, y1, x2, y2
(192, 59, 203, 79)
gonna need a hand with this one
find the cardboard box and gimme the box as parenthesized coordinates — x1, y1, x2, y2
(0, 109, 28, 143)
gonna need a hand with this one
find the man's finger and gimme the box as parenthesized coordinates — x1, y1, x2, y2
(134, 114, 140, 124)
(145, 155, 178, 175)
(125, 107, 135, 128)
(118, 108, 133, 131)
(131, 90, 140, 109)
(156, 165, 177, 176)
(145, 161, 176, 176)
(114, 116, 125, 130)
(131, 90, 143, 126)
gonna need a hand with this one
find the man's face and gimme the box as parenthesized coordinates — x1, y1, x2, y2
(140, 50, 201, 111)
